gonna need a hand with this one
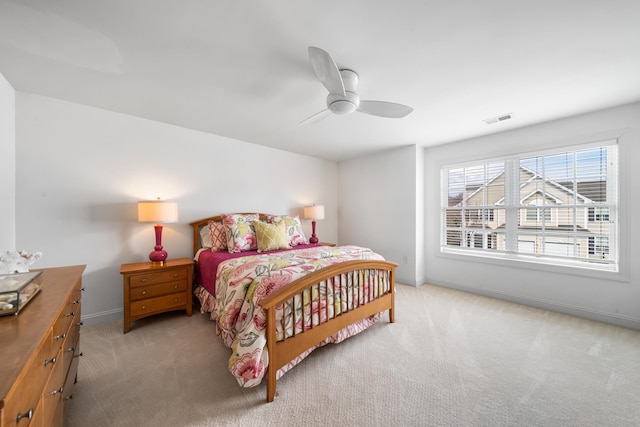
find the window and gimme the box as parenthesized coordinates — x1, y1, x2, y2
(589, 236, 609, 256)
(526, 200, 551, 222)
(441, 141, 618, 271)
(589, 207, 610, 222)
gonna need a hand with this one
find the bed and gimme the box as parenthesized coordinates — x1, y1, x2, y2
(189, 213, 397, 402)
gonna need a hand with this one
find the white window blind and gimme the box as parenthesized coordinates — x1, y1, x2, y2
(441, 141, 618, 271)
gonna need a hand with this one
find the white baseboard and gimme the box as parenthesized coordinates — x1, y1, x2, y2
(81, 308, 123, 327)
(396, 275, 419, 287)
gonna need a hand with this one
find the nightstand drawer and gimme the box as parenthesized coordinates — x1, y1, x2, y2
(129, 293, 187, 317)
(129, 280, 187, 301)
(129, 268, 188, 287)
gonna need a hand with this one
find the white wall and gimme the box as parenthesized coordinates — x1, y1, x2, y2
(0, 72, 15, 250)
(15, 92, 338, 325)
(338, 145, 422, 285)
(424, 102, 640, 329)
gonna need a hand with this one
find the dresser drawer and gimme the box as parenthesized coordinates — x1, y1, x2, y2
(129, 268, 188, 287)
(62, 349, 81, 405)
(61, 307, 81, 382)
(129, 280, 187, 301)
(129, 293, 187, 317)
(51, 306, 75, 355)
(1, 334, 55, 427)
(39, 346, 66, 427)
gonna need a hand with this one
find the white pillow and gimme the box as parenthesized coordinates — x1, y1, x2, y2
(200, 225, 212, 248)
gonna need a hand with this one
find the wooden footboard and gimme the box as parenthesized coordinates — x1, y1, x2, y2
(259, 259, 397, 402)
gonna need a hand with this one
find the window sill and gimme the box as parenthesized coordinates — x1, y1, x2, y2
(439, 247, 627, 282)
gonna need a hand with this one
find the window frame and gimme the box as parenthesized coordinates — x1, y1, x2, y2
(440, 139, 619, 273)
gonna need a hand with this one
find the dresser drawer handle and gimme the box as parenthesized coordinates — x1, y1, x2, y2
(76, 321, 84, 326)
(174, 298, 179, 302)
(141, 305, 146, 310)
(66, 346, 76, 353)
(16, 407, 34, 423)
(66, 312, 75, 317)
(141, 278, 147, 283)
(174, 284, 178, 289)
(50, 387, 64, 396)
(141, 290, 147, 295)
(80, 287, 85, 291)
(54, 333, 67, 340)
(173, 273, 178, 277)
(44, 356, 57, 366)
(72, 299, 81, 304)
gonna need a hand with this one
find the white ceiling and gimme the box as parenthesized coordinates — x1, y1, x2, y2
(1, 1, 639, 162)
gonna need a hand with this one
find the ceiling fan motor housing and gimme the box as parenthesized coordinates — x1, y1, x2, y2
(327, 69, 360, 114)
(327, 91, 360, 114)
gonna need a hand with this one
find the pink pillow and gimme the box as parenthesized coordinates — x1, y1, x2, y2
(208, 221, 227, 252)
(221, 213, 259, 252)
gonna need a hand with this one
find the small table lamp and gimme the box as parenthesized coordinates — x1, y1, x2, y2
(138, 198, 178, 266)
(303, 204, 325, 244)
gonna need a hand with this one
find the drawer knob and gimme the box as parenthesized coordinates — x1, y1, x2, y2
(66, 346, 76, 352)
(174, 284, 178, 289)
(44, 356, 57, 366)
(66, 312, 75, 317)
(72, 299, 81, 304)
(173, 273, 178, 277)
(50, 387, 64, 396)
(54, 332, 67, 340)
(141, 305, 146, 310)
(16, 407, 34, 423)
(80, 287, 85, 291)
(141, 278, 147, 283)
(174, 298, 179, 302)
(141, 291, 147, 295)
(76, 321, 84, 326)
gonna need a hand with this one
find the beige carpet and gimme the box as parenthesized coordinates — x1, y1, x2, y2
(65, 284, 640, 427)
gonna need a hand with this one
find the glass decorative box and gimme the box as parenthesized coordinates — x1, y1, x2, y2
(0, 271, 42, 316)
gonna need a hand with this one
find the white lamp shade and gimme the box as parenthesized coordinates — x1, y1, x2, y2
(303, 205, 325, 220)
(138, 200, 178, 223)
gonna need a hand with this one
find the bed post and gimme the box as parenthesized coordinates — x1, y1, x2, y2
(389, 269, 395, 323)
(265, 307, 277, 402)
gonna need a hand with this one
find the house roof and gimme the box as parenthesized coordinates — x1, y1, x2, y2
(459, 164, 595, 206)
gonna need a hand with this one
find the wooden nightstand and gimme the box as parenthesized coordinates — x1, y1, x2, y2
(120, 258, 194, 333)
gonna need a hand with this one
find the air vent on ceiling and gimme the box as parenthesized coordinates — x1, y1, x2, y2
(483, 113, 513, 125)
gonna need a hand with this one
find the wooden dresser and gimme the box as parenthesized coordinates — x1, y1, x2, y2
(120, 258, 193, 334)
(0, 265, 85, 427)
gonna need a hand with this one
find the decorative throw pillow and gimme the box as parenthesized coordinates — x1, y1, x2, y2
(208, 221, 228, 252)
(252, 220, 290, 252)
(265, 214, 308, 246)
(220, 213, 259, 252)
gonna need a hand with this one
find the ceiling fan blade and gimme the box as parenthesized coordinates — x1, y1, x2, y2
(308, 46, 345, 96)
(298, 108, 332, 127)
(357, 100, 414, 118)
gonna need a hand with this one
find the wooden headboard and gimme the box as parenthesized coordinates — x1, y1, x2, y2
(188, 213, 272, 256)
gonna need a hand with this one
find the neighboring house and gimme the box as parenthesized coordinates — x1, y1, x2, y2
(448, 164, 610, 261)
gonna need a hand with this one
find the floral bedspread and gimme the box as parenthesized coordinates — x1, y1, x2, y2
(196, 245, 389, 388)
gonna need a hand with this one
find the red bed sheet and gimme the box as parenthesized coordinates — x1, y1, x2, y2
(195, 244, 319, 296)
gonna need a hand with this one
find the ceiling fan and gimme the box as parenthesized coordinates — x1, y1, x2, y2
(299, 46, 414, 126)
